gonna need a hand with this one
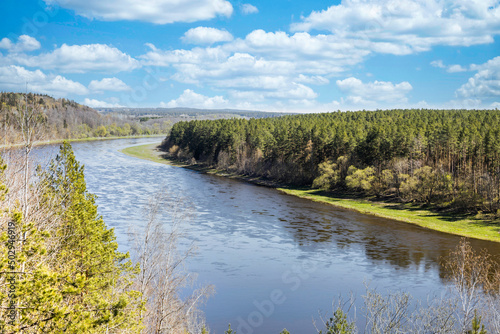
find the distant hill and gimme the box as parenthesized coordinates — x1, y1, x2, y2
(0, 92, 170, 145)
(95, 107, 292, 119)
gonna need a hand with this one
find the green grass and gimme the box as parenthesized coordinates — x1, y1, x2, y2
(278, 188, 500, 242)
(123, 143, 500, 243)
(120, 143, 171, 164)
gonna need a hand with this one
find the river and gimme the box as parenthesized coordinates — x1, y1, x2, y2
(32, 138, 500, 334)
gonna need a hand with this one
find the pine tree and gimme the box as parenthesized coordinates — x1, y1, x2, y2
(0, 143, 142, 333)
(37, 141, 142, 332)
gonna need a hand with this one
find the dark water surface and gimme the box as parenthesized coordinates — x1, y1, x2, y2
(33, 138, 500, 334)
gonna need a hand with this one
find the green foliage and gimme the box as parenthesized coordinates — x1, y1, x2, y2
(313, 160, 340, 190)
(313, 156, 349, 190)
(280, 329, 291, 334)
(0, 156, 7, 201)
(225, 323, 236, 334)
(94, 125, 107, 137)
(468, 310, 487, 334)
(319, 308, 356, 334)
(0, 142, 142, 333)
(345, 166, 375, 193)
(400, 166, 452, 203)
(38, 142, 142, 331)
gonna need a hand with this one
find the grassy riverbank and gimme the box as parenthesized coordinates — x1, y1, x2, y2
(123, 143, 500, 243)
(278, 188, 500, 242)
(120, 142, 172, 164)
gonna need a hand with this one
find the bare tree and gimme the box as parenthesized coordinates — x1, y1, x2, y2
(362, 286, 412, 334)
(13, 93, 46, 219)
(130, 191, 214, 334)
(443, 238, 493, 332)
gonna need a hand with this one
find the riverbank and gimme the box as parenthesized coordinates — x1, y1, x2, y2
(122, 143, 500, 243)
(0, 134, 166, 150)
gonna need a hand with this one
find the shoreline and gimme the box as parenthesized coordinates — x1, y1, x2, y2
(0, 134, 166, 150)
(122, 143, 500, 243)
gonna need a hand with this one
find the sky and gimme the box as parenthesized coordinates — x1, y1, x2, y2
(0, 0, 499, 112)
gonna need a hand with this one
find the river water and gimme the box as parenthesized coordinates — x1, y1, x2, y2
(32, 138, 500, 334)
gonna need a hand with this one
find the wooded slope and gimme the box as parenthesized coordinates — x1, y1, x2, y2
(0, 92, 170, 144)
(163, 109, 500, 213)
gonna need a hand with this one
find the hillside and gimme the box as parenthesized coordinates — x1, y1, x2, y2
(0, 92, 170, 145)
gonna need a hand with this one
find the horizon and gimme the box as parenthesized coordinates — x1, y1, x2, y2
(0, 0, 499, 113)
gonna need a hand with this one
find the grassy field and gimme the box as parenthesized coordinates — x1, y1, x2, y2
(123, 143, 500, 243)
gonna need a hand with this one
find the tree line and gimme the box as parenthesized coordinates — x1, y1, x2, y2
(0, 92, 171, 145)
(162, 109, 500, 214)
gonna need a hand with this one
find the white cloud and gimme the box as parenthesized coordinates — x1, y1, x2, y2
(44, 0, 233, 24)
(431, 60, 446, 69)
(431, 60, 467, 73)
(135, 0, 500, 111)
(89, 77, 131, 92)
(83, 98, 124, 108)
(17, 43, 140, 73)
(296, 74, 329, 85)
(141, 30, 371, 107)
(456, 56, 500, 99)
(181, 27, 233, 45)
(0, 35, 41, 53)
(447, 64, 467, 73)
(292, 0, 500, 54)
(241, 4, 258, 15)
(237, 30, 370, 63)
(336, 77, 413, 106)
(0, 65, 88, 97)
(141, 30, 371, 79)
(161, 89, 228, 109)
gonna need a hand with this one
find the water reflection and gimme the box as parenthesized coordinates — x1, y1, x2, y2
(274, 193, 500, 280)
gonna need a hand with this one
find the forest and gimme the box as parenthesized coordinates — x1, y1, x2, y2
(98, 106, 288, 119)
(0, 92, 171, 145)
(162, 109, 500, 215)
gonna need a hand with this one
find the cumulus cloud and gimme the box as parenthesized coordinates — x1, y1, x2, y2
(141, 30, 371, 79)
(141, 30, 372, 107)
(237, 30, 370, 62)
(241, 4, 258, 15)
(44, 0, 233, 24)
(292, 0, 500, 54)
(336, 77, 412, 106)
(431, 60, 446, 69)
(456, 56, 500, 99)
(181, 27, 233, 45)
(448, 64, 467, 73)
(160, 89, 228, 109)
(431, 60, 468, 73)
(16, 43, 140, 73)
(0, 65, 88, 96)
(83, 98, 124, 108)
(0, 35, 41, 53)
(89, 77, 131, 92)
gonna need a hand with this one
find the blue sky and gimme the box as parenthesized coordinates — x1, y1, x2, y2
(0, 0, 499, 112)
